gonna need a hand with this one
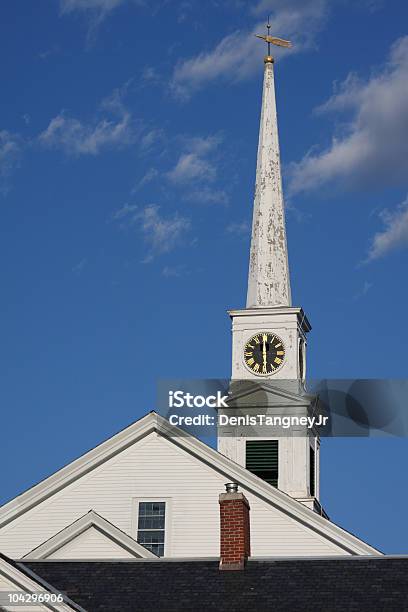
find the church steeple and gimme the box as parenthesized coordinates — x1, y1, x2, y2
(247, 30, 291, 308)
(218, 32, 324, 515)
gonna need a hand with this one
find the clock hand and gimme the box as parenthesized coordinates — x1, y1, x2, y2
(262, 338, 267, 367)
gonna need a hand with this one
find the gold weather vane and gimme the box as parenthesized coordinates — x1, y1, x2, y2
(255, 16, 292, 61)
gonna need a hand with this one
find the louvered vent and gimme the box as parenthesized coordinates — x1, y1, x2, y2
(310, 446, 315, 497)
(246, 440, 278, 487)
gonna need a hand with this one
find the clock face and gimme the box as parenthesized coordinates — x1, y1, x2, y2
(244, 332, 285, 376)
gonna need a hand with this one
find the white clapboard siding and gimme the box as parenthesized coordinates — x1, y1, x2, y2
(46, 526, 135, 559)
(0, 432, 346, 559)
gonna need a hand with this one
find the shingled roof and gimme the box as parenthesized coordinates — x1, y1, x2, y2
(22, 557, 408, 612)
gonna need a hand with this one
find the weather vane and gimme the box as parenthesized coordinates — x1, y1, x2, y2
(255, 15, 292, 61)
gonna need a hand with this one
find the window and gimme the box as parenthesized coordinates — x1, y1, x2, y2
(246, 440, 278, 487)
(310, 446, 315, 497)
(137, 501, 166, 557)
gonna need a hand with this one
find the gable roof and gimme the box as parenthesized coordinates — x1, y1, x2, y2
(0, 411, 380, 556)
(22, 510, 157, 560)
(0, 553, 83, 611)
(22, 557, 408, 612)
(227, 379, 315, 408)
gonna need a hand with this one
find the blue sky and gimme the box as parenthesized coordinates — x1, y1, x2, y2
(1, 0, 408, 554)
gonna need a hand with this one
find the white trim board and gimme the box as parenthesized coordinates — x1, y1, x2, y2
(22, 510, 157, 560)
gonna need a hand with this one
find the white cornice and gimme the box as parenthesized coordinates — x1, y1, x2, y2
(228, 307, 312, 332)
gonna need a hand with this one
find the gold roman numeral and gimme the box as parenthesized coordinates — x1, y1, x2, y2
(247, 357, 255, 366)
(253, 363, 260, 372)
(274, 357, 282, 364)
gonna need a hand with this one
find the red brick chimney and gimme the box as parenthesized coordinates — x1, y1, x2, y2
(219, 483, 251, 570)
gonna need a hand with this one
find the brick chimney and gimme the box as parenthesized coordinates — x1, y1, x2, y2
(219, 483, 251, 570)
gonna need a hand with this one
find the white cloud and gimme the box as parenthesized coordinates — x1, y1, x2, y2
(39, 112, 133, 155)
(72, 258, 88, 274)
(38, 46, 60, 61)
(113, 203, 191, 257)
(137, 205, 191, 255)
(133, 167, 159, 192)
(0, 130, 22, 193)
(60, 0, 126, 22)
(162, 264, 188, 277)
(167, 153, 216, 184)
(141, 66, 161, 85)
(366, 196, 408, 261)
(353, 280, 373, 300)
(184, 187, 229, 205)
(167, 135, 221, 184)
(60, 0, 164, 43)
(60, 0, 135, 44)
(61, 0, 124, 10)
(133, 133, 228, 203)
(39, 88, 136, 156)
(140, 128, 165, 152)
(226, 220, 250, 235)
(184, 135, 221, 155)
(289, 36, 408, 196)
(171, 0, 329, 97)
(112, 202, 138, 220)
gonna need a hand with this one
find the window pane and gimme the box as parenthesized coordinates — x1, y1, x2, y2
(138, 502, 165, 517)
(137, 531, 164, 545)
(137, 502, 166, 557)
(138, 516, 165, 530)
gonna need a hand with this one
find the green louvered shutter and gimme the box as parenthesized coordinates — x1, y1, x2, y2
(310, 446, 315, 497)
(246, 440, 278, 487)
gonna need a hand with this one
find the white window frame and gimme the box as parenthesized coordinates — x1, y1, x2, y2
(132, 497, 172, 557)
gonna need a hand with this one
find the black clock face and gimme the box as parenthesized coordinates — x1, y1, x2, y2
(244, 332, 285, 375)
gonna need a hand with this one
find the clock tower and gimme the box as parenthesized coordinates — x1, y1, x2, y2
(218, 33, 325, 515)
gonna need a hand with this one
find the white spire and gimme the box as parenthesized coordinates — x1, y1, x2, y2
(246, 57, 291, 308)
